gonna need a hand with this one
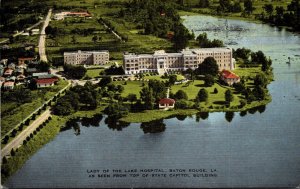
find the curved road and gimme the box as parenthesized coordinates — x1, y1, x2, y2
(39, 8, 52, 62)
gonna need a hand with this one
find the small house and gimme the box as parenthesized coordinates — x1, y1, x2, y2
(2, 81, 14, 90)
(220, 70, 240, 86)
(3, 68, 14, 77)
(35, 78, 58, 88)
(8, 63, 16, 70)
(158, 88, 175, 110)
(159, 98, 175, 110)
(17, 74, 26, 81)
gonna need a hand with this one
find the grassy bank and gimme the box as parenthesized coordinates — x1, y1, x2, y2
(1, 80, 69, 136)
(1, 104, 105, 184)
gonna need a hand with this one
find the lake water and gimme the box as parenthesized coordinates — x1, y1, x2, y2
(5, 15, 300, 188)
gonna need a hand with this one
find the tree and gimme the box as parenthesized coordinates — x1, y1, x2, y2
(214, 88, 218, 94)
(234, 48, 251, 60)
(71, 35, 77, 44)
(92, 35, 98, 43)
(174, 90, 188, 100)
(116, 85, 124, 93)
(252, 86, 266, 100)
(263, 4, 274, 18)
(63, 64, 87, 79)
(204, 74, 215, 87)
(37, 61, 50, 72)
(140, 87, 155, 109)
(10, 148, 16, 156)
(148, 79, 166, 100)
(225, 112, 234, 122)
(219, 0, 231, 11)
(127, 93, 137, 104)
(195, 57, 219, 76)
(244, 0, 254, 14)
(199, 0, 209, 8)
(172, 24, 190, 50)
(168, 74, 177, 85)
(254, 73, 268, 88)
(99, 77, 112, 87)
(197, 88, 208, 102)
(225, 89, 234, 104)
(175, 99, 189, 109)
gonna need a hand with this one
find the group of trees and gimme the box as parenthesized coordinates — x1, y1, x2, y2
(196, 32, 224, 48)
(233, 48, 272, 72)
(63, 64, 87, 79)
(218, 0, 242, 13)
(1, 86, 32, 104)
(104, 65, 125, 75)
(233, 73, 268, 103)
(259, 0, 300, 31)
(53, 82, 98, 115)
(120, 0, 194, 49)
(194, 57, 219, 76)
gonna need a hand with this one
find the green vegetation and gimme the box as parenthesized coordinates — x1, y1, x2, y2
(178, 0, 300, 31)
(120, 109, 198, 123)
(1, 80, 68, 136)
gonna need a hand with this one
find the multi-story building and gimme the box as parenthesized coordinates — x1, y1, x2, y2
(123, 48, 235, 75)
(64, 50, 109, 65)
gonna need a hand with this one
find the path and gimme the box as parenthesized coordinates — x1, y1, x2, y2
(0, 21, 43, 44)
(39, 8, 52, 62)
(99, 20, 124, 42)
(1, 110, 51, 158)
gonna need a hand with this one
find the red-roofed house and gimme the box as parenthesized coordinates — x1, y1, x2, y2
(159, 98, 175, 110)
(220, 70, 240, 86)
(35, 78, 58, 88)
(2, 81, 14, 90)
(3, 68, 13, 77)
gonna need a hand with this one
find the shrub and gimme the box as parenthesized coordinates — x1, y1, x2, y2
(2, 157, 7, 164)
(214, 88, 218, 94)
(23, 140, 27, 145)
(11, 149, 16, 156)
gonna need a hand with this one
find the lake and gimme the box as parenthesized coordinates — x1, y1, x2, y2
(5, 15, 300, 188)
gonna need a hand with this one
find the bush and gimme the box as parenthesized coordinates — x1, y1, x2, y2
(2, 157, 7, 164)
(26, 136, 30, 141)
(11, 149, 16, 156)
(214, 88, 218, 94)
(23, 140, 27, 145)
(175, 99, 189, 109)
(30, 133, 33, 138)
(33, 131, 37, 135)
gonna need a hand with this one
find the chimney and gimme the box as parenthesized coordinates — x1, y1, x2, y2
(166, 88, 170, 98)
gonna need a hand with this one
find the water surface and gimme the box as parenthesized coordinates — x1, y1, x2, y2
(5, 15, 300, 188)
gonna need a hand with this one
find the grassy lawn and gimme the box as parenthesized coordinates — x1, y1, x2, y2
(85, 68, 104, 78)
(1, 80, 69, 136)
(113, 80, 144, 98)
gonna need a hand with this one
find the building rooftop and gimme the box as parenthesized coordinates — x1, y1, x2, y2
(3, 81, 14, 86)
(221, 70, 239, 79)
(159, 98, 175, 105)
(35, 78, 58, 84)
(64, 50, 109, 55)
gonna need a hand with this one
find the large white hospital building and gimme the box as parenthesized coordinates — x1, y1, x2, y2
(123, 48, 235, 75)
